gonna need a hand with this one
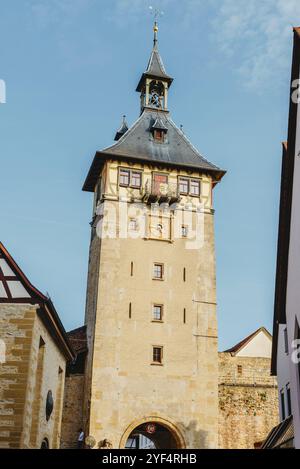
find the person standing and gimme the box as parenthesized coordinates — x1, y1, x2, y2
(77, 428, 85, 449)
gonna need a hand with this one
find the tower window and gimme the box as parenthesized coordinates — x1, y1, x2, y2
(280, 389, 286, 420)
(178, 177, 201, 197)
(153, 263, 164, 280)
(284, 327, 289, 354)
(119, 169, 130, 186)
(183, 268, 186, 282)
(183, 308, 186, 324)
(131, 171, 142, 188)
(179, 178, 189, 194)
(286, 385, 292, 416)
(153, 305, 163, 321)
(154, 130, 164, 142)
(119, 168, 142, 188)
(129, 303, 132, 319)
(130, 262, 134, 277)
(237, 365, 243, 375)
(181, 225, 189, 238)
(129, 219, 137, 231)
(190, 179, 200, 196)
(152, 346, 163, 364)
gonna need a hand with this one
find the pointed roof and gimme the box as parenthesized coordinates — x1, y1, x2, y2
(151, 115, 168, 132)
(114, 115, 129, 141)
(224, 327, 272, 356)
(83, 109, 225, 192)
(0, 242, 75, 361)
(136, 22, 173, 92)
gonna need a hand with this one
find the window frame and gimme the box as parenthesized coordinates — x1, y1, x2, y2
(128, 218, 138, 231)
(119, 168, 130, 187)
(152, 346, 163, 365)
(153, 263, 164, 280)
(154, 129, 164, 142)
(189, 178, 201, 197)
(286, 384, 292, 417)
(118, 167, 142, 189)
(178, 177, 189, 195)
(130, 170, 142, 189)
(181, 225, 189, 238)
(152, 304, 163, 322)
(178, 176, 201, 197)
(280, 389, 286, 420)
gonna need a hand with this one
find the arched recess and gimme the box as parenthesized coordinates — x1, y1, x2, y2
(119, 416, 186, 449)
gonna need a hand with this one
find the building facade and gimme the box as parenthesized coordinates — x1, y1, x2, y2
(81, 23, 225, 449)
(218, 328, 279, 449)
(0, 242, 74, 449)
(270, 27, 300, 450)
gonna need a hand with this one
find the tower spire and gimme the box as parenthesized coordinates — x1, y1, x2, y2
(153, 20, 158, 47)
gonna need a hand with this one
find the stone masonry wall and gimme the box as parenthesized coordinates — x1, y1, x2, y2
(0, 304, 36, 448)
(60, 374, 85, 449)
(218, 353, 279, 449)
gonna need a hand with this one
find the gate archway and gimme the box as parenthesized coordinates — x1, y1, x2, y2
(120, 417, 185, 449)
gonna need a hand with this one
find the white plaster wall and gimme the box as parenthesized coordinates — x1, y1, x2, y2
(285, 61, 300, 449)
(236, 331, 272, 358)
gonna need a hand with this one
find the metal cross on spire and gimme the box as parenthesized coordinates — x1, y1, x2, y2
(149, 6, 164, 46)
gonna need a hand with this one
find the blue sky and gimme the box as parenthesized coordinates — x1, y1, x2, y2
(0, 0, 299, 350)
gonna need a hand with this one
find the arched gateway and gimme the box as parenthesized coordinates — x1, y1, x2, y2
(120, 418, 185, 449)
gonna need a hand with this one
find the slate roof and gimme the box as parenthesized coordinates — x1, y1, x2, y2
(83, 109, 225, 192)
(136, 39, 173, 91)
(261, 416, 294, 449)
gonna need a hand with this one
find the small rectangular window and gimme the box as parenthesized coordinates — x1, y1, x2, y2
(179, 178, 189, 194)
(183, 308, 186, 324)
(153, 305, 163, 321)
(181, 225, 188, 238)
(280, 390, 286, 420)
(131, 171, 142, 188)
(152, 346, 163, 364)
(130, 262, 133, 277)
(129, 219, 137, 231)
(284, 328, 289, 355)
(129, 303, 132, 319)
(154, 130, 164, 142)
(119, 169, 130, 186)
(183, 268, 186, 282)
(190, 179, 200, 196)
(153, 263, 164, 280)
(237, 365, 243, 375)
(286, 385, 292, 416)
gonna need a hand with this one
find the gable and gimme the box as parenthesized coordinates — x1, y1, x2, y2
(0, 244, 45, 303)
(236, 330, 272, 358)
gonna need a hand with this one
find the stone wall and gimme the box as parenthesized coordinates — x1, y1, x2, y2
(218, 353, 279, 449)
(60, 374, 85, 449)
(0, 304, 67, 449)
(0, 304, 35, 448)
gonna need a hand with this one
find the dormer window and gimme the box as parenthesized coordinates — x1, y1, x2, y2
(154, 129, 164, 142)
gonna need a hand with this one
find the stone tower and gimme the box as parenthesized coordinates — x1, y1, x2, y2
(82, 23, 225, 449)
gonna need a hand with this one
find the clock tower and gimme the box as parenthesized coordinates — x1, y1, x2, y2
(82, 23, 225, 449)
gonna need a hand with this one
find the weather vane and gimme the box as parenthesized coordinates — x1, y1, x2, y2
(149, 6, 164, 21)
(149, 6, 164, 44)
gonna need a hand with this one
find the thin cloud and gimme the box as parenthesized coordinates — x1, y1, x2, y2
(211, 0, 300, 89)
